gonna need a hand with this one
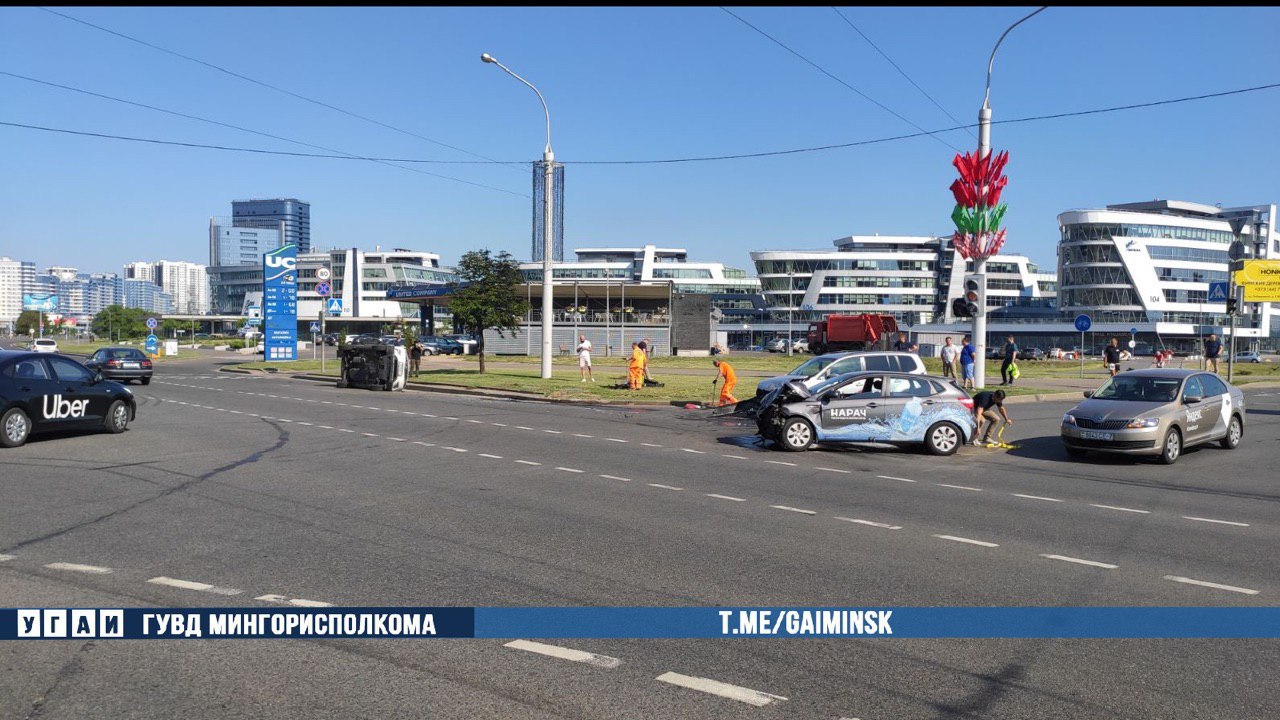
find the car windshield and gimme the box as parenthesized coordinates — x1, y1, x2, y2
(789, 357, 833, 376)
(809, 372, 857, 396)
(1092, 376, 1182, 402)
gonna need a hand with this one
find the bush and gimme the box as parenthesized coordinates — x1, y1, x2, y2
(227, 340, 245, 350)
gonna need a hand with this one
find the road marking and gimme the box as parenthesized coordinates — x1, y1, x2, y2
(505, 640, 621, 668)
(422, 413, 437, 417)
(599, 474, 632, 482)
(44, 562, 113, 574)
(656, 672, 787, 707)
(1090, 504, 1150, 514)
(766, 460, 796, 466)
(937, 483, 982, 492)
(706, 493, 746, 502)
(443, 447, 468, 453)
(388, 437, 406, 442)
(0, 554, 13, 562)
(256, 594, 334, 607)
(339, 429, 355, 433)
(771, 505, 817, 515)
(1163, 575, 1259, 595)
(515, 460, 541, 466)
(317, 425, 334, 429)
(722, 454, 748, 460)
(466, 419, 484, 424)
(296, 421, 312, 426)
(491, 423, 507, 427)
(1183, 516, 1250, 527)
(835, 517, 902, 530)
(362, 432, 379, 437)
(544, 430, 562, 434)
(648, 483, 683, 491)
(933, 535, 999, 548)
(877, 475, 916, 483)
(1040, 554, 1118, 569)
(681, 448, 706, 454)
(573, 433, 594, 438)
(555, 467, 584, 474)
(516, 426, 534, 430)
(478, 453, 503, 459)
(1012, 493, 1063, 503)
(817, 467, 851, 474)
(442, 416, 458, 420)
(605, 438, 628, 443)
(641, 442, 663, 447)
(413, 441, 435, 447)
(147, 576, 241, 595)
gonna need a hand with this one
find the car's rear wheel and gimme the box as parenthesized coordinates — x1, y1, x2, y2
(1220, 414, 1242, 450)
(779, 417, 814, 452)
(1, 407, 32, 448)
(104, 400, 129, 434)
(925, 421, 961, 455)
(1158, 427, 1181, 465)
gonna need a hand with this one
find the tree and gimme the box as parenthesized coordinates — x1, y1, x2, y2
(15, 310, 43, 337)
(91, 305, 150, 340)
(449, 249, 528, 373)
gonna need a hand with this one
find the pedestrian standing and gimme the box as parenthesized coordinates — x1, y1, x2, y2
(410, 341, 423, 376)
(959, 335, 976, 390)
(712, 358, 738, 407)
(972, 389, 1011, 446)
(1103, 337, 1122, 377)
(576, 334, 594, 383)
(1000, 335, 1018, 386)
(628, 342, 646, 390)
(1204, 334, 1222, 374)
(939, 336, 958, 379)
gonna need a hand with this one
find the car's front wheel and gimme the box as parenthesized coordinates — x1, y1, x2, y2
(925, 421, 962, 456)
(778, 417, 815, 452)
(1158, 427, 1182, 465)
(1, 407, 32, 448)
(1220, 414, 1242, 450)
(104, 400, 129, 434)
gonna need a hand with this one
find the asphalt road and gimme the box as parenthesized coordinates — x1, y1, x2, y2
(3, 351, 1279, 719)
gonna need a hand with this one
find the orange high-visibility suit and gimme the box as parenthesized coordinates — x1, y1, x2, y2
(716, 361, 738, 405)
(628, 344, 647, 390)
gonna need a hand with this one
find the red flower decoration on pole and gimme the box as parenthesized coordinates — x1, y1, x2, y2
(949, 150, 1009, 260)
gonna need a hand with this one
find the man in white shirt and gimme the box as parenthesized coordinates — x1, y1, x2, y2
(577, 334, 594, 382)
(939, 336, 959, 379)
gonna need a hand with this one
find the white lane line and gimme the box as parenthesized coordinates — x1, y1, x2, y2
(255, 594, 334, 607)
(516, 426, 534, 430)
(147, 576, 241, 595)
(722, 454, 748, 460)
(817, 467, 851, 474)
(361, 432, 379, 437)
(466, 419, 484, 424)
(1183, 516, 1250, 527)
(771, 505, 817, 516)
(1040, 554, 1118, 569)
(656, 672, 787, 707)
(45, 562, 113, 575)
(1090, 504, 1150, 514)
(573, 433, 594, 438)
(491, 422, 507, 427)
(317, 425, 334, 430)
(599, 474, 632, 482)
(413, 441, 435, 447)
(422, 413, 437, 417)
(1163, 575, 1259, 595)
(442, 416, 459, 420)
(544, 430, 562, 434)
(0, 554, 14, 562)
(1012, 493, 1063, 503)
(505, 640, 621, 668)
(937, 483, 983, 492)
(877, 475, 916, 483)
(339, 428, 355, 433)
(706, 493, 746, 502)
(835, 517, 902, 530)
(641, 442, 663, 447)
(296, 421, 312, 426)
(933, 535, 999, 548)
(648, 483, 683, 491)
(605, 438, 628, 443)
(388, 437, 406, 442)
(766, 460, 796, 467)
(681, 448, 706, 454)
(478, 453, 503, 459)
(443, 447, 468, 453)
(555, 467, 584, 474)
(515, 460, 541, 466)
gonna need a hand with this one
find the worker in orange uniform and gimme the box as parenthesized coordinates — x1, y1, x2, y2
(628, 341, 646, 390)
(712, 358, 738, 406)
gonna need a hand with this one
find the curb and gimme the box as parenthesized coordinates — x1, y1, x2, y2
(284, 372, 676, 406)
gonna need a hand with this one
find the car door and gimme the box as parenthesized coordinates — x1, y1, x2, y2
(1179, 375, 1210, 445)
(45, 355, 104, 426)
(9, 357, 65, 428)
(1196, 373, 1233, 440)
(817, 375, 885, 441)
(881, 375, 936, 440)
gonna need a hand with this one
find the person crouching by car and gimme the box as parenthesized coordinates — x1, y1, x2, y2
(972, 389, 1011, 446)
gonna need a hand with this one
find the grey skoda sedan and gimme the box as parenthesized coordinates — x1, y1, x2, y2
(1061, 369, 1244, 464)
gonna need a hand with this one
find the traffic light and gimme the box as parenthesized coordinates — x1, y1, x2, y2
(951, 297, 973, 318)
(960, 273, 985, 318)
(1226, 297, 1238, 315)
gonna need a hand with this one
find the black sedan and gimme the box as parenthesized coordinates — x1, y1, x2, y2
(0, 350, 137, 448)
(86, 346, 154, 384)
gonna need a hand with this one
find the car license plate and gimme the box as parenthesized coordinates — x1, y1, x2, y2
(124, 362, 140, 369)
(1081, 430, 1113, 441)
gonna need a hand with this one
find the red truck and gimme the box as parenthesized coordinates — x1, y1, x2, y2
(806, 314, 898, 355)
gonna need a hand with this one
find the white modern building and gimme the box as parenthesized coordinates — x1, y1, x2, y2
(519, 245, 759, 295)
(0, 257, 37, 331)
(1058, 200, 1279, 349)
(125, 260, 210, 314)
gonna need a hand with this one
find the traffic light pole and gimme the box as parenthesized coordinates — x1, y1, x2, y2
(1227, 279, 1237, 383)
(972, 104, 992, 390)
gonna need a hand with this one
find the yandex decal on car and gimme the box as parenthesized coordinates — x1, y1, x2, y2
(0, 350, 137, 448)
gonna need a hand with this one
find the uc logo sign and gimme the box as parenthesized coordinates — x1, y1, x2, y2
(265, 254, 297, 271)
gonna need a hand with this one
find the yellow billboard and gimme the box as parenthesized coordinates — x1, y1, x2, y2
(1235, 259, 1280, 302)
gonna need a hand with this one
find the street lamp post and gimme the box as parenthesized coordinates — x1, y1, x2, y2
(787, 270, 795, 357)
(482, 52, 556, 379)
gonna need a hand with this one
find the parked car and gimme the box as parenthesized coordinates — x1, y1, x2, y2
(754, 351, 927, 401)
(0, 350, 137, 447)
(1048, 348, 1066, 360)
(766, 338, 789, 353)
(1061, 369, 1244, 464)
(85, 346, 153, 385)
(30, 338, 58, 353)
(756, 371, 976, 455)
(1233, 351, 1262, 364)
(378, 335, 404, 346)
(1017, 347, 1046, 361)
(792, 339, 809, 353)
(322, 333, 340, 346)
(420, 337, 462, 355)
(446, 334, 479, 355)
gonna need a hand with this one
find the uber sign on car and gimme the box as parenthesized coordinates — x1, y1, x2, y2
(0, 351, 137, 448)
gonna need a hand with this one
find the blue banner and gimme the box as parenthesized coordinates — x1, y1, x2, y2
(5, 607, 1280, 640)
(22, 294, 58, 312)
(263, 244, 298, 361)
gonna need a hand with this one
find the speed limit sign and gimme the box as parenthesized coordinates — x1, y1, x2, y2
(316, 267, 331, 281)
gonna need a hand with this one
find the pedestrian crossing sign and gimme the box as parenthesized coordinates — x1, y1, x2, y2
(326, 298, 343, 316)
(1208, 281, 1228, 302)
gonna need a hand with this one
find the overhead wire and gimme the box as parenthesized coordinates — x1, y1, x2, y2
(719, 6, 961, 152)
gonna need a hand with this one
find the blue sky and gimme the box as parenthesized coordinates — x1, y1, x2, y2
(3, 6, 1279, 275)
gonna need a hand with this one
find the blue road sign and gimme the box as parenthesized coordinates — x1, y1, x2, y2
(263, 244, 298, 362)
(1074, 314, 1092, 333)
(315, 281, 331, 297)
(326, 298, 343, 316)
(1208, 281, 1229, 303)
(1130, 327, 1138, 335)
(145, 317, 158, 330)
(144, 334, 159, 353)
(309, 322, 321, 333)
